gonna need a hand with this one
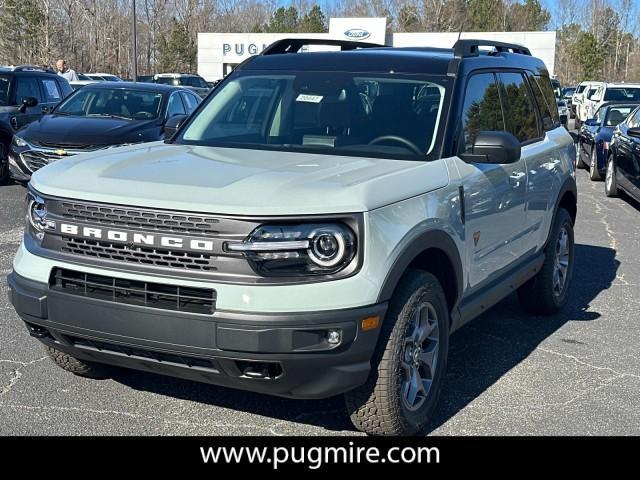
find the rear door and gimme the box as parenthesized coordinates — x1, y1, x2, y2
(10, 75, 44, 130)
(456, 71, 529, 292)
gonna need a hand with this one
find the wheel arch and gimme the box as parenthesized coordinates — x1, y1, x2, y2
(547, 176, 577, 248)
(377, 229, 463, 317)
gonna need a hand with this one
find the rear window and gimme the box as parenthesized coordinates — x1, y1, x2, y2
(499, 72, 540, 143)
(603, 87, 640, 102)
(531, 74, 561, 130)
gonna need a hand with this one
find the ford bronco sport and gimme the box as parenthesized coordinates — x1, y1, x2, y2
(8, 39, 577, 436)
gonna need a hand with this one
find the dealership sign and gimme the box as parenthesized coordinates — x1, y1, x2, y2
(222, 43, 269, 56)
(344, 29, 371, 40)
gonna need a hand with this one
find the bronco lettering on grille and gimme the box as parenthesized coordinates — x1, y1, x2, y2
(57, 222, 216, 252)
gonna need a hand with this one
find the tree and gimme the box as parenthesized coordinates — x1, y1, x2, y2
(264, 6, 299, 33)
(571, 31, 605, 80)
(299, 5, 327, 33)
(158, 18, 196, 72)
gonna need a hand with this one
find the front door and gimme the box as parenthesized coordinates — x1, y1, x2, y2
(456, 72, 529, 292)
(10, 76, 44, 131)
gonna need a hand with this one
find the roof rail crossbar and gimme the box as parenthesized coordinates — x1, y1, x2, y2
(12, 65, 56, 74)
(261, 38, 385, 56)
(453, 39, 531, 58)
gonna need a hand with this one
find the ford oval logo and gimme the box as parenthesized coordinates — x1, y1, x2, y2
(344, 29, 371, 40)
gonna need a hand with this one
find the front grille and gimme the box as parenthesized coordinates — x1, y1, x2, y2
(68, 336, 220, 372)
(50, 268, 216, 314)
(34, 141, 102, 151)
(59, 201, 222, 236)
(21, 150, 64, 172)
(61, 237, 218, 271)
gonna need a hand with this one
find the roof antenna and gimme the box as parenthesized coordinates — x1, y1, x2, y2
(457, 12, 467, 43)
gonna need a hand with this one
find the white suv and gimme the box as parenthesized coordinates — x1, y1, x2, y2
(8, 39, 577, 435)
(585, 83, 640, 121)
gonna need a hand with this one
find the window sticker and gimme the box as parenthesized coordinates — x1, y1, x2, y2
(296, 93, 323, 103)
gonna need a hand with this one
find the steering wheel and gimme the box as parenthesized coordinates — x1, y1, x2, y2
(368, 135, 422, 155)
(133, 111, 153, 119)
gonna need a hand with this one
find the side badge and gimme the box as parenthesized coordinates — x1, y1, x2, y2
(473, 231, 481, 247)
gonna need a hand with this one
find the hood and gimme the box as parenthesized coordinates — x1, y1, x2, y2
(31, 143, 450, 215)
(20, 114, 161, 146)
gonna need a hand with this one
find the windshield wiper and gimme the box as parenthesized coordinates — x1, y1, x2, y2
(87, 113, 132, 120)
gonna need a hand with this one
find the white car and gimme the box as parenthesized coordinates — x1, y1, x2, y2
(575, 81, 604, 128)
(584, 83, 640, 121)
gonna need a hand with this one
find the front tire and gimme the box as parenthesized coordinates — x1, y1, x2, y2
(576, 141, 587, 169)
(589, 147, 601, 181)
(0, 142, 9, 184)
(518, 208, 574, 315)
(46, 346, 111, 379)
(605, 155, 618, 197)
(345, 270, 449, 436)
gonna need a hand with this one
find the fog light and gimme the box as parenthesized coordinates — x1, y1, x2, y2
(327, 329, 342, 345)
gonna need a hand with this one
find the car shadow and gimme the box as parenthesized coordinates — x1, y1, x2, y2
(112, 243, 618, 435)
(620, 191, 640, 213)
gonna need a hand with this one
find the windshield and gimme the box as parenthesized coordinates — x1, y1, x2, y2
(563, 88, 575, 96)
(176, 71, 447, 159)
(604, 87, 640, 102)
(0, 75, 10, 106)
(56, 87, 164, 120)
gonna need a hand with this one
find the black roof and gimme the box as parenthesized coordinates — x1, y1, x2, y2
(240, 40, 549, 77)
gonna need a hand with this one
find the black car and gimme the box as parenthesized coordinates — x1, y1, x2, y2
(0, 66, 72, 181)
(606, 105, 640, 201)
(7, 82, 201, 182)
(577, 102, 638, 180)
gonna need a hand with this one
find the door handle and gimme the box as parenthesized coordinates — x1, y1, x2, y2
(41, 106, 49, 113)
(509, 171, 526, 187)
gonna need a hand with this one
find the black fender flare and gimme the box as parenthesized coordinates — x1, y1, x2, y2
(546, 175, 577, 247)
(377, 229, 464, 309)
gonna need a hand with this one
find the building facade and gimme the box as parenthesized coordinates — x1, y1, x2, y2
(197, 17, 556, 81)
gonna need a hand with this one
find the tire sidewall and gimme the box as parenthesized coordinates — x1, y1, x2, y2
(390, 276, 449, 433)
(549, 209, 575, 309)
(605, 156, 617, 196)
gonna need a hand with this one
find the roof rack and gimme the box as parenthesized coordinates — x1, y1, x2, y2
(453, 39, 531, 58)
(261, 38, 386, 56)
(11, 65, 56, 73)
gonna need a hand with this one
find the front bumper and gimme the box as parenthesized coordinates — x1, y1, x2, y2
(8, 271, 386, 399)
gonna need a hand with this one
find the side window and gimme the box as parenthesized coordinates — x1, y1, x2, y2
(40, 78, 62, 103)
(530, 73, 560, 130)
(498, 72, 541, 143)
(628, 108, 640, 128)
(166, 93, 186, 117)
(57, 78, 73, 98)
(14, 77, 42, 105)
(181, 92, 200, 113)
(460, 72, 505, 153)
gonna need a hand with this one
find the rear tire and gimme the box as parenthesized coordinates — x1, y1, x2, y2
(345, 270, 449, 436)
(46, 346, 111, 379)
(518, 208, 574, 315)
(589, 148, 601, 181)
(605, 155, 618, 197)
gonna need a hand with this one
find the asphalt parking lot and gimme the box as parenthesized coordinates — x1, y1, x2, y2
(1, 155, 639, 435)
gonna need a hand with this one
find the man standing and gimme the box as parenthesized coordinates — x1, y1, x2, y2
(56, 59, 79, 82)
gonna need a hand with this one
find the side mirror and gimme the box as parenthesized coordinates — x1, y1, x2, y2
(460, 131, 521, 164)
(164, 114, 188, 139)
(18, 96, 38, 113)
(585, 118, 599, 127)
(628, 127, 640, 138)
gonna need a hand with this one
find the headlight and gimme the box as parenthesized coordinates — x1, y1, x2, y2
(13, 135, 28, 148)
(226, 223, 357, 276)
(25, 192, 54, 240)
